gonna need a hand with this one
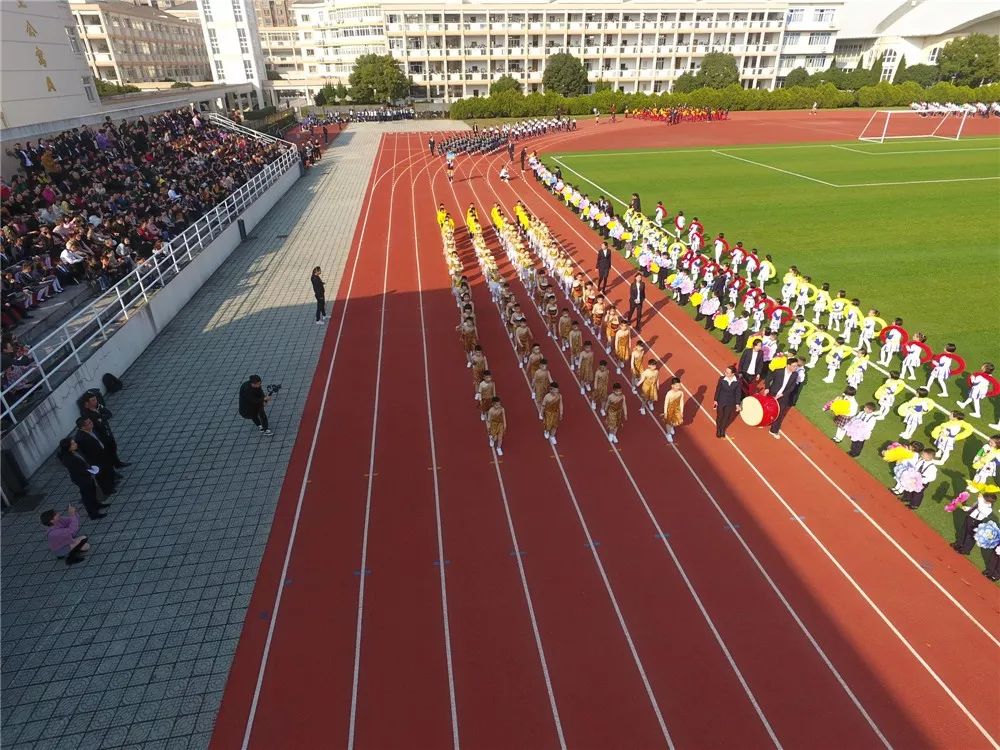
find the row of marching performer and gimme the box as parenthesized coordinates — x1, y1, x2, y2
(492, 201, 685, 445)
(439, 205, 508, 456)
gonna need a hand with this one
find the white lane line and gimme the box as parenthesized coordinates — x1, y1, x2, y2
(544, 152, 1000, 644)
(239, 135, 397, 750)
(839, 176, 1000, 187)
(505, 158, 1000, 745)
(426, 163, 567, 750)
(832, 144, 1000, 155)
(347, 133, 414, 750)
(451, 166, 674, 749)
(710, 150, 841, 187)
(408, 133, 461, 750)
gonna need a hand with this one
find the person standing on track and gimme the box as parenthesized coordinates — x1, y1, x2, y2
(311, 266, 326, 324)
(763, 358, 802, 439)
(428, 136, 435, 155)
(542, 382, 563, 444)
(662, 376, 684, 443)
(714, 366, 742, 438)
(596, 242, 613, 293)
(520, 147, 527, 171)
(605, 382, 627, 443)
(625, 273, 646, 332)
(487, 397, 507, 456)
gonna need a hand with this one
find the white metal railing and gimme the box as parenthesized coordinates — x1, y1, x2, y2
(1, 118, 298, 426)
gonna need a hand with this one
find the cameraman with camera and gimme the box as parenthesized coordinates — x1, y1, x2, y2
(239, 375, 277, 436)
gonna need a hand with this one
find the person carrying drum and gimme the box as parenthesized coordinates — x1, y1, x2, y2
(763, 358, 803, 439)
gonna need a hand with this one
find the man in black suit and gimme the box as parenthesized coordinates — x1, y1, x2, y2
(596, 242, 613, 293)
(74, 417, 117, 495)
(79, 392, 129, 470)
(737, 339, 765, 388)
(763, 358, 802, 438)
(625, 272, 646, 332)
(713, 366, 742, 438)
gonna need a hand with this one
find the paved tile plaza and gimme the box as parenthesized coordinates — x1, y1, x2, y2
(0, 120, 461, 750)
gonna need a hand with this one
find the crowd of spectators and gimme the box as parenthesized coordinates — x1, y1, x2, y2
(1, 107, 291, 393)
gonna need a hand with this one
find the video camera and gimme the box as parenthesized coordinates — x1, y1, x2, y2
(266, 383, 283, 397)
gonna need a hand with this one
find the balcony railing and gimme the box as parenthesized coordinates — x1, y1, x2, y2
(0, 115, 298, 427)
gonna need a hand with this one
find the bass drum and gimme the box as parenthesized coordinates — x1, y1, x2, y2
(739, 394, 780, 428)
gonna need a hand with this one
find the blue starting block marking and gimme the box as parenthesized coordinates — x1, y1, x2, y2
(353, 568, 372, 576)
(509, 550, 527, 558)
(258, 611, 271, 621)
(433, 560, 451, 567)
(283, 578, 293, 586)
(653, 532, 670, 541)
(791, 514, 806, 521)
(723, 523, 741, 532)
(919, 560, 934, 572)
(584, 541, 602, 550)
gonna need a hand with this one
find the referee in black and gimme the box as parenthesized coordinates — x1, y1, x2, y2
(311, 266, 326, 324)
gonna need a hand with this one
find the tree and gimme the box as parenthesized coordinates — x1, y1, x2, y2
(348, 54, 410, 103)
(170, 81, 193, 88)
(897, 63, 940, 88)
(672, 72, 698, 93)
(542, 53, 588, 96)
(938, 34, 1000, 86)
(869, 53, 884, 84)
(334, 83, 348, 101)
(892, 55, 907, 84)
(696, 52, 739, 89)
(592, 79, 613, 92)
(490, 74, 521, 95)
(783, 67, 810, 87)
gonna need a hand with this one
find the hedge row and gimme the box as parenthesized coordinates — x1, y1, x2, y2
(449, 81, 1000, 119)
(242, 106, 278, 121)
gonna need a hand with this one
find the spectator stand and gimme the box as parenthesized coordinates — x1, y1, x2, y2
(1, 112, 298, 430)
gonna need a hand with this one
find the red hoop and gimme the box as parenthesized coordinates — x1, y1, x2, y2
(933, 353, 967, 376)
(968, 371, 1000, 398)
(905, 341, 934, 363)
(729, 275, 747, 292)
(879, 324, 909, 345)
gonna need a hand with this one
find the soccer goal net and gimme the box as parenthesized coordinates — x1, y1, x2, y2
(858, 108, 970, 143)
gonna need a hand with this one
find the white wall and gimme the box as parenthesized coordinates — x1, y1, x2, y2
(0, 0, 100, 129)
(5, 162, 300, 479)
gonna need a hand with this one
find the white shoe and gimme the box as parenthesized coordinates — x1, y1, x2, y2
(489, 437, 494, 447)
(481, 413, 486, 421)
(497, 447, 503, 456)
(543, 431, 549, 439)
(666, 433, 674, 443)
(822, 377, 834, 384)
(608, 433, 615, 443)
(467, 362, 472, 368)
(600, 409, 606, 416)
(580, 386, 586, 394)
(549, 436, 557, 445)
(315, 320, 324, 325)
(639, 407, 646, 415)
(591, 402, 596, 410)
(538, 412, 543, 420)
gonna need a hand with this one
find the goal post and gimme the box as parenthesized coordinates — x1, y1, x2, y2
(857, 108, 970, 143)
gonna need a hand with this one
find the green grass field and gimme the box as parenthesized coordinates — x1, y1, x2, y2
(547, 137, 1000, 563)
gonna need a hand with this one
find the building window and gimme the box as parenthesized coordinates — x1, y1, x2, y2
(208, 28, 219, 54)
(82, 76, 96, 102)
(66, 27, 82, 55)
(883, 49, 897, 64)
(215, 59, 225, 80)
(805, 55, 825, 68)
(928, 47, 940, 64)
(814, 9, 836, 23)
(237, 28, 249, 53)
(881, 67, 894, 82)
(203, 1, 213, 22)
(244, 59, 254, 80)
(809, 33, 831, 46)
(784, 33, 800, 45)
(301, 14, 310, 22)
(787, 9, 804, 23)
(232, 1, 244, 23)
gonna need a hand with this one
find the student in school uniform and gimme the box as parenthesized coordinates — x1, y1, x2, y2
(898, 388, 934, 440)
(952, 493, 995, 554)
(959, 362, 996, 418)
(926, 344, 960, 397)
(844, 402, 879, 457)
(900, 333, 928, 381)
(900, 447, 938, 509)
(878, 318, 905, 366)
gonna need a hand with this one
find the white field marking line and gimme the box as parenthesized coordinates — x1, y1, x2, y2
(710, 150, 841, 187)
(427, 164, 568, 750)
(480, 199, 785, 748)
(239, 136, 400, 750)
(832, 144, 1000, 156)
(451, 173, 673, 750)
(504, 159, 1000, 737)
(347, 134, 428, 750)
(838, 175, 1000, 187)
(558, 142, 861, 158)
(408, 133, 461, 750)
(476, 153, 888, 748)
(550, 153, 1000, 551)
(551, 159, 997, 443)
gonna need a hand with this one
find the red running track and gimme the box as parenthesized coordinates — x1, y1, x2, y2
(213, 114, 1000, 750)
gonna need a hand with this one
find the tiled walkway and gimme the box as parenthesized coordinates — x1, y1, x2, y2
(0, 120, 462, 750)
